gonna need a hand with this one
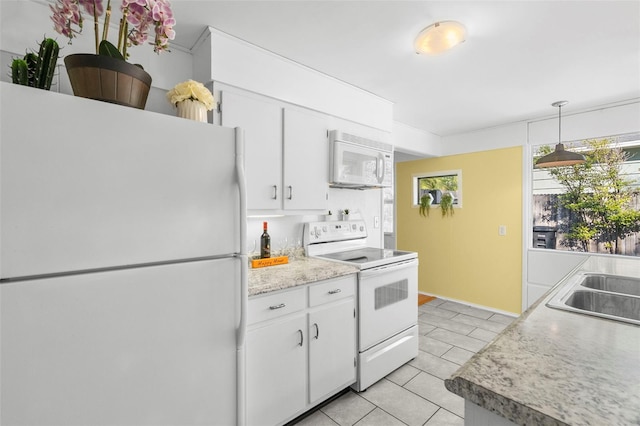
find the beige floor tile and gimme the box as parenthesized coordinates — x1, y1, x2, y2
(404, 372, 465, 418)
(358, 379, 438, 426)
(320, 391, 375, 426)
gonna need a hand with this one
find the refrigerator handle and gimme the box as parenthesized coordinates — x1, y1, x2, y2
(235, 127, 248, 426)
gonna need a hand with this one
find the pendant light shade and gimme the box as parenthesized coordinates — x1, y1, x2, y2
(414, 21, 466, 55)
(535, 101, 586, 168)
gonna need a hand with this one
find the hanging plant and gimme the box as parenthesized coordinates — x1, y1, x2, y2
(440, 192, 455, 217)
(419, 193, 433, 217)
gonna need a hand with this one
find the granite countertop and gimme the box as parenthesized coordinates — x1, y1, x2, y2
(445, 256, 640, 426)
(248, 256, 358, 297)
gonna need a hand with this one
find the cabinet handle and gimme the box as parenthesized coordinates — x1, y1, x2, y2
(328, 289, 342, 295)
(313, 323, 319, 340)
(297, 329, 304, 346)
(287, 185, 293, 200)
(272, 185, 278, 200)
(269, 303, 285, 310)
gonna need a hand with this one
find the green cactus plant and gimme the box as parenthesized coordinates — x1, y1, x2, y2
(36, 37, 60, 90)
(24, 52, 38, 87)
(11, 59, 29, 85)
(10, 37, 59, 90)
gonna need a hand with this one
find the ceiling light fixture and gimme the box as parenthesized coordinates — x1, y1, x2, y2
(414, 21, 467, 55)
(535, 101, 586, 168)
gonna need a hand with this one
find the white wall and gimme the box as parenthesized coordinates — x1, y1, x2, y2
(441, 121, 528, 156)
(392, 122, 442, 157)
(0, 0, 193, 115)
(528, 101, 640, 144)
(193, 27, 394, 133)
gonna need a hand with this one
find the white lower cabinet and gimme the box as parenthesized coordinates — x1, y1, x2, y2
(308, 297, 356, 403)
(247, 275, 356, 426)
(246, 312, 307, 426)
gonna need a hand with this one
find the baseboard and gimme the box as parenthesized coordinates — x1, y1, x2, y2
(418, 291, 519, 318)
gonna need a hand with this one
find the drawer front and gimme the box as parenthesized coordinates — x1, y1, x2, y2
(248, 287, 306, 325)
(309, 275, 356, 307)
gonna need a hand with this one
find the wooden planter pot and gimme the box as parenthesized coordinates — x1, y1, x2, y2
(64, 54, 152, 109)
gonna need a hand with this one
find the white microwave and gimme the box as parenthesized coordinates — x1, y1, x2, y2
(329, 130, 393, 189)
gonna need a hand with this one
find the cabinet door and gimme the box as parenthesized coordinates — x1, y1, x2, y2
(308, 297, 356, 403)
(221, 90, 282, 210)
(246, 314, 307, 426)
(283, 108, 329, 210)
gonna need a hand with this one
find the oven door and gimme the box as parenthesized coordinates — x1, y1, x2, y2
(358, 259, 418, 351)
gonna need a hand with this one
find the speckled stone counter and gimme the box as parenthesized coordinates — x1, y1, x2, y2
(248, 256, 358, 297)
(445, 256, 640, 426)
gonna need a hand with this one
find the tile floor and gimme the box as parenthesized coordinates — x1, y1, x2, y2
(291, 298, 516, 426)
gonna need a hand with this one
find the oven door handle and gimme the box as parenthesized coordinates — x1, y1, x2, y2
(359, 259, 418, 278)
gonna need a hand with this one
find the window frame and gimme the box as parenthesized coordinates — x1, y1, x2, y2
(412, 169, 463, 209)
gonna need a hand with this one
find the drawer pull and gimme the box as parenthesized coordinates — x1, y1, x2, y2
(269, 303, 286, 310)
(328, 289, 342, 294)
(297, 329, 304, 347)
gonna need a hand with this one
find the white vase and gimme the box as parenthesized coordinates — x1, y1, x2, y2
(176, 99, 208, 123)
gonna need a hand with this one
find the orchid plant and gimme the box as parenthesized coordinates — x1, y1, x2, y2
(50, 0, 175, 62)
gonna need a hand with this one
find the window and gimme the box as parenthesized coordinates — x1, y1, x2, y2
(532, 133, 640, 256)
(413, 170, 462, 207)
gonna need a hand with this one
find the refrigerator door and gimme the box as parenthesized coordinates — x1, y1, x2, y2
(0, 83, 240, 279)
(0, 258, 238, 425)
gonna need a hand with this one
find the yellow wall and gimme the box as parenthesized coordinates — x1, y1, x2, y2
(396, 147, 523, 314)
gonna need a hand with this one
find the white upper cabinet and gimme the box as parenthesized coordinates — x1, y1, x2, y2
(220, 90, 283, 210)
(283, 108, 329, 211)
(220, 87, 329, 212)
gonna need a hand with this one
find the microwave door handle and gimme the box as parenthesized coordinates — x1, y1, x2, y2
(377, 153, 385, 184)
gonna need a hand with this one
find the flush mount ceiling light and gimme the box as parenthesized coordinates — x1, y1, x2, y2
(535, 101, 587, 168)
(414, 21, 467, 55)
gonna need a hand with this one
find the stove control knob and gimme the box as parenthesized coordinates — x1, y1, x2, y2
(322, 226, 328, 233)
(360, 225, 365, 232)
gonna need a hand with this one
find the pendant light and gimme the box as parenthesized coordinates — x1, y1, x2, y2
(414, 21, 466, 55)
(535, 101, 586, 168)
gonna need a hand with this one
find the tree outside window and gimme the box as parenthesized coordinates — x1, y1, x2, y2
(533, 136, 640, 256)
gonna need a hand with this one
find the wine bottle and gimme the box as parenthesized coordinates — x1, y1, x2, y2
(260, 221, 271, 258)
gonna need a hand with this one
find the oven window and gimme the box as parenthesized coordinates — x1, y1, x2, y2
(375, 279, 408, 310)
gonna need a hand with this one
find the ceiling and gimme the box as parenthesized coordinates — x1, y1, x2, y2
(169, 1, 640, 137)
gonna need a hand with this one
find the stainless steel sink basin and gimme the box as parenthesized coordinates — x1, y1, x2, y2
(580, 274, 640, 296)
(547, 272, 640, 326)
(565, 290, 640, 322)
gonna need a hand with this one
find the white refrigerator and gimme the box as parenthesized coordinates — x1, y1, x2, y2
(0, 82, 248, 425)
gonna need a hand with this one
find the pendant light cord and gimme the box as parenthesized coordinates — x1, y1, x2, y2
(558, 104, 562, 143)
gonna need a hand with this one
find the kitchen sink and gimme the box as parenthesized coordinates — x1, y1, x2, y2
(580, 274, 640, 296)
(547, 273, 640, 326)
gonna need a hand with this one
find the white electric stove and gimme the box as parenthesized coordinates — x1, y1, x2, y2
(304, 220, 419, 391)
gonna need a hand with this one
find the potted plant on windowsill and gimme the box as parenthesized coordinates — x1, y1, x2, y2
(419, 193, 433, 217)
(440, 192, 455, 217)
(50, 0, 176, 109)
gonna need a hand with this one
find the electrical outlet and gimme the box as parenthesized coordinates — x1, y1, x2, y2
(374, 216, 380, 228)
(499, 225, 507, 236)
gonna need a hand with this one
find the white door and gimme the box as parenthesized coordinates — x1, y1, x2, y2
(246, 313, 307, 426)
(0, 84, 240, 278)
(308, 297, 356, 403)
(283, 108, 329, 210)
(0, 258, 238, 426)
(220, 90, 283, 210)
